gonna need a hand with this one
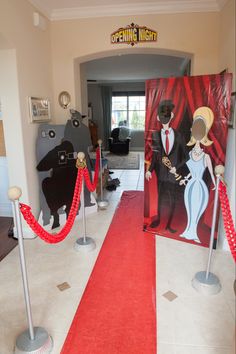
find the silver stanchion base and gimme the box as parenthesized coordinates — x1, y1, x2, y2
(192, 271, 221, 295)
(98, 199, 109, 209)
(74, 237, 96, 252)
(14, 327, 53, 354)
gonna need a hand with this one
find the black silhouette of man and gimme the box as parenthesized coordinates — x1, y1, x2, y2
(145, 100, 187, 233)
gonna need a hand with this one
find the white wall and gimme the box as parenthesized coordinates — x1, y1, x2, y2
(0, 157, 11, 216)
(217, 0, 235, 251)
(0, 0, 53, 232)
(0, 50, 29, 204)
(51, 12, 220, 122)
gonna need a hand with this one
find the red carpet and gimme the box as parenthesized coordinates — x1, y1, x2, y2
(61, 191, 156, 354)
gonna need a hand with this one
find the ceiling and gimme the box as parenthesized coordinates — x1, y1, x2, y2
(28, 0, 228, 20)
(82, 54, 190, 82)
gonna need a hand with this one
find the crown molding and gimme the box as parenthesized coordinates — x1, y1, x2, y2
(51, 0, 224, 21)
(217, 0, 229, 10)
(28, 0, 229, 21)
(28, 0, 51, 19)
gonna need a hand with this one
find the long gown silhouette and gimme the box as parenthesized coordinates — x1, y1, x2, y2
(181, 151, 209, 242)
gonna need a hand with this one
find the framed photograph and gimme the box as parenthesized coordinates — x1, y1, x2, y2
(29, 97, 51, 123)
(229, 92, 236, 129)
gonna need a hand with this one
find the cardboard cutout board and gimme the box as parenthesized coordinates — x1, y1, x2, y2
(36, 110, 97, 230)
(36, 124, 65, 226)
(64, 110, 94, 207)
(144, 74, 232, 247)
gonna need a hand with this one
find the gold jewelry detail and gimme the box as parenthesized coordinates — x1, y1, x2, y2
(76, 158, 87, 169)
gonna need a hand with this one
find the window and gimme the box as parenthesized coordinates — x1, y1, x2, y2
(111, 92, 145, 130)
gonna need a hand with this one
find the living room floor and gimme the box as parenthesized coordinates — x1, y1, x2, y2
(0, 152, 235, 354)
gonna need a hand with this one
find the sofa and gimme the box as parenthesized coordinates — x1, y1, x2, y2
(108, 127, 131, 155)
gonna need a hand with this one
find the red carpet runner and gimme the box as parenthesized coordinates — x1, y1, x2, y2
(61, 191, 156, 354)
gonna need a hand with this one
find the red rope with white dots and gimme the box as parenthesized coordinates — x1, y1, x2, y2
(218, 180, 236, 262)
(83, 147, 100, 192)
(19, 149, 100, 244)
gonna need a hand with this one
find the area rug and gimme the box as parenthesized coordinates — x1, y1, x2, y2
(105, 151, 140, 170)
(61, 191, 156, 354)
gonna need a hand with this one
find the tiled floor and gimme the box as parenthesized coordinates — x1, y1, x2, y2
(0, 152, 235, 354)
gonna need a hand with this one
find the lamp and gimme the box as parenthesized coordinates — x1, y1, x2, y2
(58, 91, 71, 109)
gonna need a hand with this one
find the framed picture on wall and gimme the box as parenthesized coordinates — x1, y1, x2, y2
(229, 92, 235, 129)
(29, 97, 51, 123)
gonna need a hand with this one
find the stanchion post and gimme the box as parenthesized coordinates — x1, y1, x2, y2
(81, 177, 87, 244)
(192, 165, 224, 295)
(74, 152, 96, 252)
(205, 169, 222, 280)
(97, 139, 109, 209)
(8, 187, 53, 354)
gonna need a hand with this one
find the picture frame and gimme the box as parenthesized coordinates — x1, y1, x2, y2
(229, 92, 236, 129)
(29, 96, 51, 123)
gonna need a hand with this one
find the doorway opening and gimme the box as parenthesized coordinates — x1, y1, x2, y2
(75, 48, 192, 151)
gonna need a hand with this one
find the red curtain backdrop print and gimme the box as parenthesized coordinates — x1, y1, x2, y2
(144, 74, 232, 248)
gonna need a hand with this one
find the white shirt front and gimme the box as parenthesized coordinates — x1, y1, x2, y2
(161, 128, 174, 155)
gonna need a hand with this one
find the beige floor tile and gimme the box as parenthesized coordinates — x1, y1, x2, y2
(156, 236, 234, 299)
(226, 299, 236, 319)
(157, 297, 175, 344)
(212, 251, 235, 302)
(172, 296, 234, 347)
(158, 342, 175, 354)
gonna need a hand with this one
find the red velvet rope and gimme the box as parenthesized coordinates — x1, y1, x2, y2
(84, 147, 100, 192)
(19, 150, 100, 244)
(218, 181, 236, 262)
(20, 169, 83, 244)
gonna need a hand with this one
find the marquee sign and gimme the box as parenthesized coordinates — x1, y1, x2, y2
(111, 23, 157, 46)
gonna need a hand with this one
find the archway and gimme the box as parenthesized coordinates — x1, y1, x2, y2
(73, 47, 192, 148)
(74, 47, 193, 113)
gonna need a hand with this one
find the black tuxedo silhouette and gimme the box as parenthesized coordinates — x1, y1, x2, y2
(149, 129, 187, 231)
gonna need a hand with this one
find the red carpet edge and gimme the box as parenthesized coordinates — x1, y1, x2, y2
(61, 191, 156, 354)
